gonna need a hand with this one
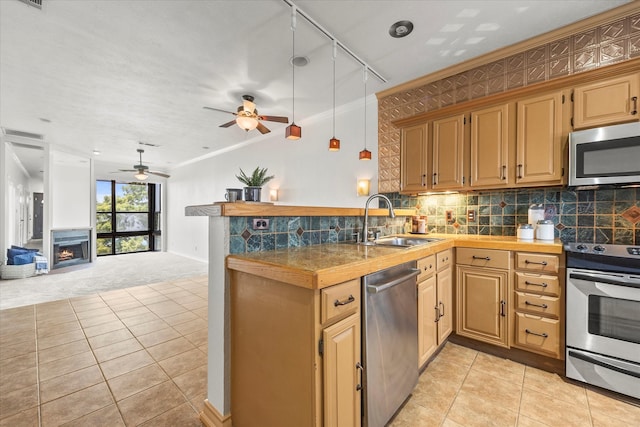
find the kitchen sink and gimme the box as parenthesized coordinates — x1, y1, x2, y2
(373, 235, 442, 248)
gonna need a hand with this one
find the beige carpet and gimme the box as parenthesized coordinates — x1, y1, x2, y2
(0, 252, 208, 310)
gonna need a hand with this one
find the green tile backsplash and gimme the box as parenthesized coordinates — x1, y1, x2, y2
(228, 187, 638, 254)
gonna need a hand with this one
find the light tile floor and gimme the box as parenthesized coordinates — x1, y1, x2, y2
(2, 275, 639, 426)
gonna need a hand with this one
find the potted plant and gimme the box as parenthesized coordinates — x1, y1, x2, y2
(236, 167, 274, 202)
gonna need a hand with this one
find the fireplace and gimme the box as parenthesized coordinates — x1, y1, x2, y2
(51, 229, 91, 269)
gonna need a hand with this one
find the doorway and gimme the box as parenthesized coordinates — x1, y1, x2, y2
(33, 192, 43, 239)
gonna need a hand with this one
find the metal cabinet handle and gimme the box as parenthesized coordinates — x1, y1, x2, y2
(421, 174, 426, 186)
(525, 328, 548, 338)
(524, 280, 548, 288)
(525, 300, 548, 309)
(501, 165, 506, 180)
(424, 264, 433, 272)
(439, 301, 445, 318)
(632, 96, 638, 115)
(334, 295, 355, 307)
(500, 300, 506, 317)
(356, 362, 364, 391)
(433, 173, 438, 185)
(472, 255, 491, 261)
(434, 305, 440, 322)
(525, 260, 548, 266)
(517, 164, 523, 179)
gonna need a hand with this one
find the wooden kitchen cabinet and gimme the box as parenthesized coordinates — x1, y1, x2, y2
(572, 73, 640, 130)
(230, 271, 361, 427)
(470, 103, 513, 189)
(456, 248, 511, 348)
(417, 250, 453, 368)
(432, 114, 467, 190)
(400, 123, 429, 193)
(512, 252, 564, 359)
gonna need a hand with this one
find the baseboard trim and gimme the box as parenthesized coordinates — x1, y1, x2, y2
(199, 400, 232, 427)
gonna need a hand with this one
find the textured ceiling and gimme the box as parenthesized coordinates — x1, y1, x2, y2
(0, 0, 631, 179)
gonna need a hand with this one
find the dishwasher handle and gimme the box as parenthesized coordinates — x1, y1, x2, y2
(366, 268, 420, 294)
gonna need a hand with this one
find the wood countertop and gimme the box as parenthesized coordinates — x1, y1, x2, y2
(226, 234, 563, 290)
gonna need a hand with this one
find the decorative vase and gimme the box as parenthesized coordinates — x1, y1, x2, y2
(244, 186, 262, 202)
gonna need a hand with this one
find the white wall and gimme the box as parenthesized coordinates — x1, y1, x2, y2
(51, 150, 92, 229)
(167, 95, 379, 261)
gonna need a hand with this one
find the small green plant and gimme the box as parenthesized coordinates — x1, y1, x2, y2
(236, 167, 274, 187)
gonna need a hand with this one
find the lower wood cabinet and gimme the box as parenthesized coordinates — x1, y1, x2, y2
(417, 249, 453, 367)
(230, 271, 361, 427)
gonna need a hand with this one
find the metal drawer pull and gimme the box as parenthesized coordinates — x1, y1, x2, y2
(525, 300, 548, 309)
(439, 301, 445, 318)
(517, 164, 523, 179)
(356, 362, 364, 391)
(500, 300, 506, 317)
(525, 329, 548, 338)
(334, 295, 355, 307)
(525, 260, 548, 266)
(472, 255, 491, 261)
(524, 280, 548, 288)
(632, 96, 638, 115)
(501, 165, 506, 180)
(434, 306, 440, 322)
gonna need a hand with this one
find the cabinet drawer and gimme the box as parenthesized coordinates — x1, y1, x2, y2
(515, 292, 560, 317)
(321, 279, 360, 324)
(515, 252, 559, 273)
(417, 255, 436, 283)
(456, 248, 510, 270)
(515, 272, 560, 296)
(436, 249, 452, 271)
(514, 312, 560, 358)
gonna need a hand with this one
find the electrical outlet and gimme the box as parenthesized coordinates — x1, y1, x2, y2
(446, 210, 453, 222)
(467, 210, 476, 222)
(252, 218, 270, 230)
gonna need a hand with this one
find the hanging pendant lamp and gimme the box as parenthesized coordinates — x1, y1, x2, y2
(286, 5, 302, 140)
(359, 66, 371, 160)
(328, 40, 340, 151)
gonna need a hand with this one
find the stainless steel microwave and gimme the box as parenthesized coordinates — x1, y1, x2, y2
(569, 122, 640, 188)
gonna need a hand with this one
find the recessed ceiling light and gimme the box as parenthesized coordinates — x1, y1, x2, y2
(389, 20, 413, 38)
(290, 56, 309, 67)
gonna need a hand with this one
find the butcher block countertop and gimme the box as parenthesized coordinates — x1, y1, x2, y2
(226, 234, 563, 290)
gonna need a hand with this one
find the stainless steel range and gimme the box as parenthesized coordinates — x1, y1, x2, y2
(565, 242, 640, 399)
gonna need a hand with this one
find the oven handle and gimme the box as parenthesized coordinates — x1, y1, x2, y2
(569, 272, 640, 289)
(568, 350, 640, 379)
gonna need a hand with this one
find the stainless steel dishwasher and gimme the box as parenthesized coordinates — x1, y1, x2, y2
(362, 261, 419, 427)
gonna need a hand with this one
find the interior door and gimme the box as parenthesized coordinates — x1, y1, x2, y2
(33, 192, 43, 239)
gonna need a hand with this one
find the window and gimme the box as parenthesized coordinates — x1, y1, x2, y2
(96, 180, 161, 256)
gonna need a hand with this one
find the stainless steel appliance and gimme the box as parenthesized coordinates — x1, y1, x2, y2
(565, 242, 640, 399)
(568, 122, 640, 188)
(362, 262, 419, 427)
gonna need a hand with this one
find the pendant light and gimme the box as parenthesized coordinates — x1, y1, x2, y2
(359, 66, 372, 160)
(328, 40, 340, 151)
(285, 5, 302, 140)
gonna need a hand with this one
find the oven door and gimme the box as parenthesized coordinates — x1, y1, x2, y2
(566, 268, 640, 364)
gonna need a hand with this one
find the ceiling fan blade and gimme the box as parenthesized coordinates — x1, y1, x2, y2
(220, 119, 237, 128)
(259, 115, 289, 123)
(203, 106, 236, 115)
(118, 169, 137, 172)
(149, 171, 171, 178)
(256, 122, 271, 134)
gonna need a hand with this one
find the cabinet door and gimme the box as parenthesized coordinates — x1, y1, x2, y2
(400, 123, 428, 193)
(470, 104, 512, 188)
(456, 266, 509, 348)
(516, 91, 565, 185)
(323, 313, 361, 427)
(432, 114, 466, 190)
(573, 74, 640, 129)
(437, 267, 453, 344)
(418, 275, 438, 367)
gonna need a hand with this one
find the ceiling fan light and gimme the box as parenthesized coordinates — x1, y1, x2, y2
(134, 171, 148, 180)
(359, 148, 372, 160)
(236, 115, 259, 131)
(329, 137, 340, 151)
(286, 123, 302, 140)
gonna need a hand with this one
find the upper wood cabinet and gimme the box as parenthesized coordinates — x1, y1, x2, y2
(400, 123, 429, 193)
(516, 91, 566, 185)
(470, 103, 513, 189)
(572, 73, 639, 130)
(432, 114, 466, 190)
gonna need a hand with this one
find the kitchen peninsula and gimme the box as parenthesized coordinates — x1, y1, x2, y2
(187, 202, 563, 427)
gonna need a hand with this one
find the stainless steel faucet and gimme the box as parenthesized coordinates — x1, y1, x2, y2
(361, 194, 395, 245)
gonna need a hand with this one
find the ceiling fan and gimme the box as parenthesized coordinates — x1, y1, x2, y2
(119, 149, 170, 180)
(203, 94, 289, 134)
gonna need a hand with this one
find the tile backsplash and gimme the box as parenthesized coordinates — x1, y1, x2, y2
(228, 187, 638, 253)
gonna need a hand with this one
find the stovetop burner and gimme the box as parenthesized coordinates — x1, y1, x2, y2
(565, 242, 640, 274)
